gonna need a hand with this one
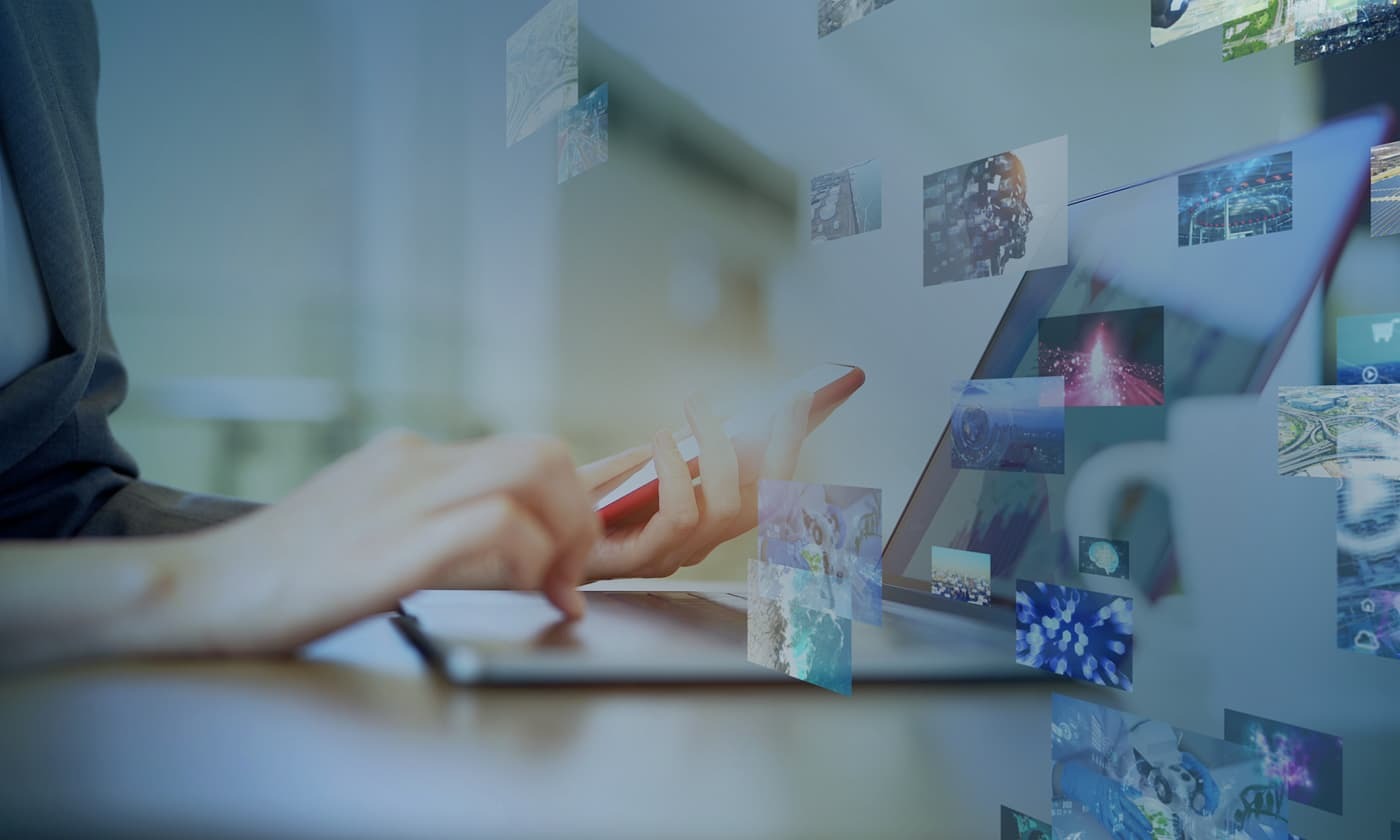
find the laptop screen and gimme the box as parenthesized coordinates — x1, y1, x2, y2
(883, 107, 1393, 608)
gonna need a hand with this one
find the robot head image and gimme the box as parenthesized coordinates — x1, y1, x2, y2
(924, 152, 1032, 285)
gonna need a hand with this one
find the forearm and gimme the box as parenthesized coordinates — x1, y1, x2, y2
(0, 535, 207, 669)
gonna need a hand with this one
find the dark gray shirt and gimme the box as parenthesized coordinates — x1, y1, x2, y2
(0, 136, 54, 388)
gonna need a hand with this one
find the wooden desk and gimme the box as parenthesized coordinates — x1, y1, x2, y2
(0, 609, 1051, 839)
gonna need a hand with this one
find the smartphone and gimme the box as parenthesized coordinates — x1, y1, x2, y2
(595, 364, 865, 529)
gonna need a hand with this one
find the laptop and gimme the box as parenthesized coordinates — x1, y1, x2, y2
(395, 107, 1394, 686)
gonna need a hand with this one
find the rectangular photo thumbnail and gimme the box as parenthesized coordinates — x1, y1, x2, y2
(1223, 708, 1344, 815)
(1052, 694, 1290, 839)
(1079, 536, 1130, 579)
(811, 159, 881, 242)
(1223, 1, 1295, 62)
(1373, 140, 1400, 239)
(758, 480, 882, 625)
(950, 377, 1065, 475)
(1336, 479, 1400, 661)
(747, 559, 852, 694)
(1178, 151, 1293, 247)
(931, 546, 991, 606)
(557, 83, 607, 184)
(922, 135, 1068, 287)
(1293, 0, 1358, 40)
(1152, 0, 1269, 47)
(505, 0, 578, 147)
(818, 0, 898, 38)
(1039, 306, 1165, 407)
(1016, 581, 1132, 691)
(999, 806, 1051, 840)
(1337, 311, 1400, 384)
(1296, 0, 1400, 62)
(1278, 385, 1400, 479)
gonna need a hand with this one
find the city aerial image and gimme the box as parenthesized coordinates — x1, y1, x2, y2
(810, 159, 881, 242)
(556, 83, 607, 184)
(1278, 384, 1400, 478)
(1223, 0, 1295, 61)
(1295, 0, 1400, 61)
(505, 0, 578, 147)
(817, 0, 898, 38)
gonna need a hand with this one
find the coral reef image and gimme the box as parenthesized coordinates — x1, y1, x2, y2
(747, 560, 852, 694)
(923, 136, 1068, 287)
(758, 480, 882, 625)
(950, 377, 1065, 475)
(1000, 805, 1052, 840)
(1223, 709, 1344, 815)
(1178, 152, 1293, 247)
(817, 0, 898, 37)
(1039, 306, 1165, 407)
(505, 0, 578, 147)
(811, 159, 881, 241)
(557, 83, 607, 183)
(1079, 536, 1130, 580)
(1016, 581, 1133, 691)
(931, 546, 991, 606)
(1052, 694, 1290, 840)
(1336, 477, 1400, 661)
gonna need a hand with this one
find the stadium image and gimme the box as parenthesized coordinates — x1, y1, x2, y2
(1178, 152, 1294, 247)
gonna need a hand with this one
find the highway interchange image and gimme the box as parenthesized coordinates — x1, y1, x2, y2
(1278, 385, 1400, 478)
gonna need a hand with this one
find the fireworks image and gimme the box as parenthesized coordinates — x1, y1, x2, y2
(1039, 306, 1165, 407)
(1223, 709, 1344, 815)
(1015, 580, 1133, 691)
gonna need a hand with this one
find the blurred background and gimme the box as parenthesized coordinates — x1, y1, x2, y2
(94, 0, 1400, 585)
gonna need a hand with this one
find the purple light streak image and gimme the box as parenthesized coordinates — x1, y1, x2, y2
(1223, 709, 1344, 815)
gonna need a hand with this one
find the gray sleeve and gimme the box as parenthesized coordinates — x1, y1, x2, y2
(76, 480, 262, 537)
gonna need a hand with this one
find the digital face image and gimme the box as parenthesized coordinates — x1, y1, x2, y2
(950, 377, 1065, 475)
(1223, 709, 1344, 815)
(1038, 307, 1165, 407)
(505, 0, 578, 147)
(1335, 478, 1400, 661)
(818, 0, 898, 37)
(747, 559, 852, 694)
(1372, 141, 1400, 238)
(758, 480, 882, 626)
(1293, 0, 1358, 39)
(556, 83, 607, 184)
(1178, 152, 1293, 247)
(1079, 536, 1131, 579)
(1151, 0, 1269, 46)
(1000, 805, 1052, 840)
(923, 135, 1068, 287)
(1223, 0, 1295, 61)
(1337, 311, 1400, 385)
(1295, 0, 1400, 62)
(1016, 581, 1133, 691)
(811, 159, 881, 241)
(931, 546, 991, 606)
(1052, 694, 1290, 840)
(1278, 385, 1400, 479)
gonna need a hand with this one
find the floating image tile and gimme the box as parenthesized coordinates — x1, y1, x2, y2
(1223, 709, 1344, 815)
(1336, 478, 1400, 660)
(1296, 0, 1400, 61)
(923, 135, 1068, 287)
(1178, 152, 1293, 247)
(757, 480, 882, 625)
(747, 559, 852, 694)
(1052, 694, 1290, 840)
(1039, 306, 1165, 407)
(1016, 581, 1132, 690)
(818, 0, 898, 37)
(1372, 140, 1400, 238)
(1079, 536, 1131, 580)
(1278, 385, 1400, 479)
(950, 377, 1065, 475)
(505, 0, 578, 147)
(1337, 311, 1400, 384)
(1222, 0, 1295, 61)
(1152, 0, 1269, 46)
(931, 546, 991, 606)
(556, 83, 607, 184)
(811, 159, 881, 242)
(749, 556, 853, 620)
(1293, 0, 1358, 39)
(999, 805, 1052, 840)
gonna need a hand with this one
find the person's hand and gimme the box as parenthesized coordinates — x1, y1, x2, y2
(1057, 760, 1154, 840)
(1179, 751, 1220, 815)
(141, 431, 600, 655)
(578, 390, 814, 580)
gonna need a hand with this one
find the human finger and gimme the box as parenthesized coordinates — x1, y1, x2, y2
(577, 444, 654, 493)
(760, 389, 813, 482)
(684, 393, 741, 528)
(413, 494, 556, 593)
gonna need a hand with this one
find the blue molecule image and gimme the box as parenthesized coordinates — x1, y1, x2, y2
(1015, 580, 1133, 691)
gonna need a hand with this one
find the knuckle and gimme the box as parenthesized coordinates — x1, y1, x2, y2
(369, 427, 423, 453)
